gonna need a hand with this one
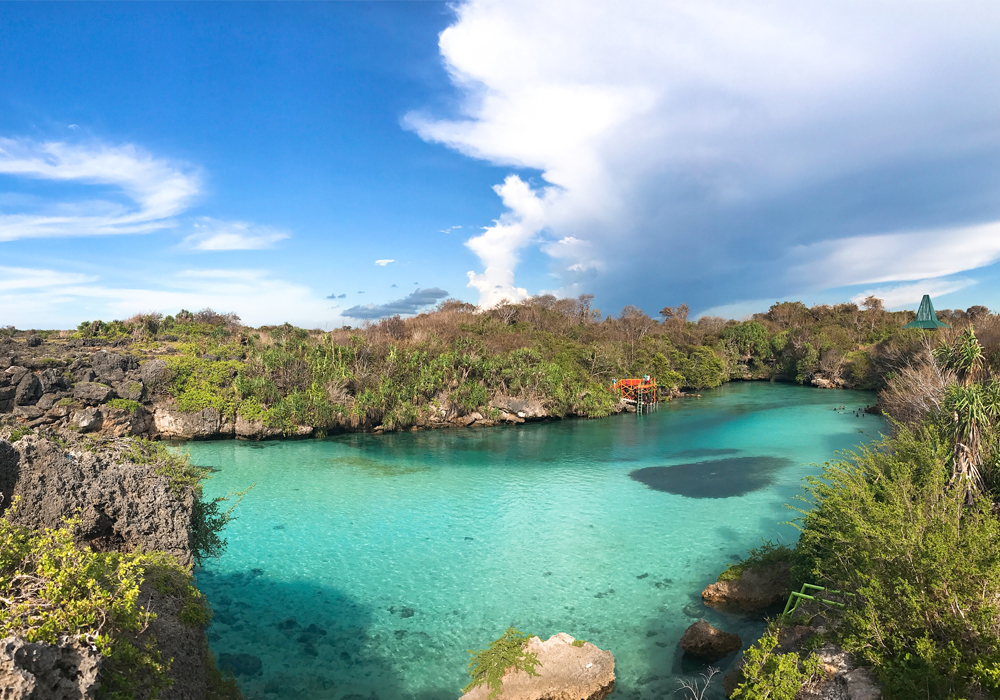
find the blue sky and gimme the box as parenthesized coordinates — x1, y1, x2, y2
(2, 2, 1000, 328)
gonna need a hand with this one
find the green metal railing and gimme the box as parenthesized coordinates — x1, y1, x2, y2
(782, 583, 856, 618)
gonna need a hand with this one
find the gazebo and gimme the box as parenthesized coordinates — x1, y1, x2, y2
(903, 294, 951, 329)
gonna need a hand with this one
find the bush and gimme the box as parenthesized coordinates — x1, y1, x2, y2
(731, 632, 822, 700)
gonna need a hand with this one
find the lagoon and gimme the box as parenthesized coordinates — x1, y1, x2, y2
(188, 382, 884, 700)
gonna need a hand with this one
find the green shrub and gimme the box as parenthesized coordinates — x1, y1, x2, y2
(731, 632, 822, 700)
(463, 628, 540, 698)
(794, 425, 1000, 699)
(107, 398, 142, 414)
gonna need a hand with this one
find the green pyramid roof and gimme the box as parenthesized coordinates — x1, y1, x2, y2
(903, 294, 951, 329)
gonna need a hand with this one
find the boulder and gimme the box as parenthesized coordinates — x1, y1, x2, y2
(73, 382, 114, 405)
(702, 561, 791, 612)
(491, 395, 548, 420)
(69, 408, 104, 433)
(112, 379, 144, 402)
(459, 633, 614, 700)
(5, 366, 29, 387)
(0, 385, 15, 412)
(35, 393, 60, 410)
(13, 406, 44, 421)
(0, 635, 100, 700)
(235, 414, 282, 440)
(25, 334, 42, 347)
(14, 374, 42, 406)
(153, 405, 233, 439)
(38, 368, 68, 394)
(679, 620, 741, 661)
(90, 351, 139, 383)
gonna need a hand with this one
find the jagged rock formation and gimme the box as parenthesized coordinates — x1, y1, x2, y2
(679, 620, 742, 661)
(459, 633, 615, 700)
(0, 433, 196, 565)
(702, 561, 791, 612)
(0, 635, 101, 700)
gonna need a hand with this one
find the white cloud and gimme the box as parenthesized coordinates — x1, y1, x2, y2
(183, 217, 290, 251)
(850, 278, 977, 310)
(0, 266, 343, 329)
(374, 259, 396, 266)
(0, 137, 201, 241)
(409, 1, 1000, 310)
(790, 221, 1000, 289)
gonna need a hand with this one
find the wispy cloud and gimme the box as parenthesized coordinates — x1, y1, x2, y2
(0, 265, 342, 328)
(343, 287, 449, 319)
(850, 278, 977, 309)
(183, 217, 290, 251)
(0, 137, 200, 241)
(375, 259, 395, 266)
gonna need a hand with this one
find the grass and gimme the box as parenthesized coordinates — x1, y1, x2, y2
(718, 540, 795, 582)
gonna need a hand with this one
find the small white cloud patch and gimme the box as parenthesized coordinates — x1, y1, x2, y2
(375, 259, 396, 266)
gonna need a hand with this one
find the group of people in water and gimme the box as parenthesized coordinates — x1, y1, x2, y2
(834, 405, 873, 417)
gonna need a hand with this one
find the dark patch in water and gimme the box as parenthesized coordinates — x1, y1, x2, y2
(273, 524, 285, 531)
(636, 573, 649, 579)
(629, 456, 793, 498)
(464, 536, 474, 541)
(670, 448, 740, 459)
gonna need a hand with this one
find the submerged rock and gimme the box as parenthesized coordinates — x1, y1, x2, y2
(702, 561, 791, 611)
(679, 620, 741, 661)
(459, 633, 615, 700)
(217, 652, 262, 677)
(0, 635, 101, 700)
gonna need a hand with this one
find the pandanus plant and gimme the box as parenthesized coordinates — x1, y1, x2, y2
(934, 328, 1000, 500)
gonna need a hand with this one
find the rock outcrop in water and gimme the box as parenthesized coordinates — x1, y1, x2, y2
(459, 633, 615, 700)
(702, 560, 791, 611)
(679, 620, 742, 661)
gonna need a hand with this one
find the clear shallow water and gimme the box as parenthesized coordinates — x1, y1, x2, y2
(186, 383, 884, 700)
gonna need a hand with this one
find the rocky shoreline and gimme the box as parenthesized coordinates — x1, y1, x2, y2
(0, 336, 693, 441)
(0, 425, 229, 698)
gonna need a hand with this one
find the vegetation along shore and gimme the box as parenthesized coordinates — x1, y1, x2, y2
(0, 294, 976, 440)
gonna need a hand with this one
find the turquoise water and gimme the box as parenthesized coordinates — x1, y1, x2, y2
(187, 382, 883, 700)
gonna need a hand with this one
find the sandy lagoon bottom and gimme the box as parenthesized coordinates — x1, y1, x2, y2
(186, 382, 883, 700)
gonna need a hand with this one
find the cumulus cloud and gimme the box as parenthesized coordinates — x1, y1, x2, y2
(0, 265, 342, 328)
(409, 1, 1000, 312)
(0, 137, 201, 241)
(183, 217, 290, 251)
(375, 259, 395, 266)
(343, 287, 449, 319)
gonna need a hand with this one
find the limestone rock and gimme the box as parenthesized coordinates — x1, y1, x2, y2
(702, 561, 791, 611)
(459, 633, 614, 700)
(101, 405, 153, 437)
(38, 368, 68, 394)
(153, 405, 233, 439)
(25, 333, 42, 348)
(0, 435, 196, 564)
(69, 407, 104, 433)
(235, 414, 282, 440)
(90, 351, 138, 384)
(139, 359, 171, 391)
(679, 620, 742, 661)
(0, 635, 101, 700)
(490, 395, 548, 420)
(73, 382, 114, 406)
(14, 374, 42, 406)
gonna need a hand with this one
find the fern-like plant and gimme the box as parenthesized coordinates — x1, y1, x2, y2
(463, 627, 540, 698)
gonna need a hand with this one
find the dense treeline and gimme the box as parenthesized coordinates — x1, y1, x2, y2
(33, 294, 996, 431)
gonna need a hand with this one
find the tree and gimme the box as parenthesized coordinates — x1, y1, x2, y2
(660, 304, 689, 323)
